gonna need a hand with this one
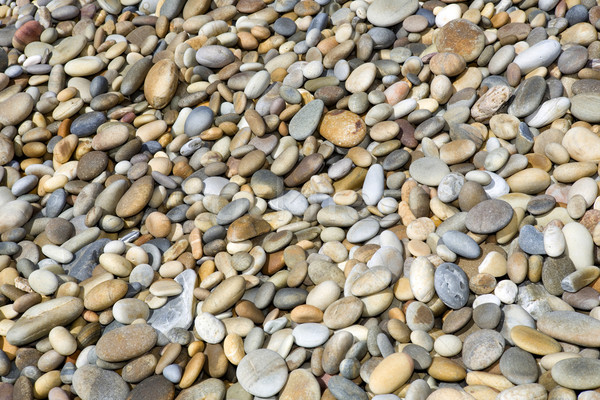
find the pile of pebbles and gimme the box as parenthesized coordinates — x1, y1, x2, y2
(0, 0, 600, 399)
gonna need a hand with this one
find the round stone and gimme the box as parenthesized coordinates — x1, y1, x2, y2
(144, 59, 178, 109)
(461, 329, 505, 370)
(236, 349, 288, 397)
(95, 324, 158, 363)
(499, 347, 539, 385)
(319, 110, 366, 148)
(195, 45, 235, 68)
(435, 19, 486, 62)
(441, 231, 481, 259)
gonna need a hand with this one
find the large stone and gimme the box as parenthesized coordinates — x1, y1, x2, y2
(236, 349, 288, 397)
(95, 323, 158, 363)
(148, 269, 197, 335)
(537, 311, 600, 347)
(7, 297, 84, 346)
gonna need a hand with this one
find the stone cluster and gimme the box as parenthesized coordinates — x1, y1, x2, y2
(0, 0, 598, 399)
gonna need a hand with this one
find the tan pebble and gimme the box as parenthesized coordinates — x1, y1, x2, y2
(180, 352, 206, 389)
(155, 342, 181, 374)
(149, 279, 182, 297)
(428, 357, 467, 382)
(319, 110, 367, 148)
(369, 352, 414, 394)
(370, 121, 400, 141)
(510, 325, 562, 355)
(426, 387, 476, 400)
(84, 279, 128, 311)
(145, 211, 172, 238)
(99, 253, 133, 277)
(48, 326, 77, 356)
(33, 370, 61, 399)
(144, 59, 178, 109)
(347, 147, 373, 167)
(466, 371, 514, 392)
(223, 333, 245, 365)
(506, 168, 551, 194)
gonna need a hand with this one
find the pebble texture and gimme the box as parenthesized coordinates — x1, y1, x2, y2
(0, 0, 596, 399)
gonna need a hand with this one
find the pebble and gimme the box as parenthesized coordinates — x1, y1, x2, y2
(462, 329, 505, 370)
(236, 349, 288, 397)
(513, 39, 562, 74)
(434, 263, 469, 310)
(0, 0, 595, 398)
(465, 199, 514, 234)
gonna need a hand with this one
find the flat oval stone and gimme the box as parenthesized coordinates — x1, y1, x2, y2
(369, 352, 414, 394)
(115, 176, 154, 218)
(0, 93, 34, 127)
(552, 358, 600, 390)
(64, 56, 104, 76)
(196, 45, 235, 68)
(236, 349, 288, 397)
(441, 231, 481, 259)
(184, 106, 214, 137)
(216, 198, 250, 225)
(323, 296, 363, 329)
(409, 157, 450, 186)
(70, 111, 107, 137)
(202, 275, 246, 314)
(434, 263, 469, 309)
(289, 99, 324, 141)
(95, 323, 157, 363)
(144, 59, 178, 109)
(510, 325, 561, 355)
(347, 218, 380, 243)
(570, 94, 600, 124)
(292, 323, 329, 348)
(465, 199, 513, 234)
(367, 0, 418, 27)
(72, 365, 129, 400)
(499, 347, 538, 385)
(317, 205, 359, 227)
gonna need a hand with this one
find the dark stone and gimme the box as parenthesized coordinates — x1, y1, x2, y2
(64, 239, 111, 281)
(518, 224, 546, 255)
(70, 111, 107, 137)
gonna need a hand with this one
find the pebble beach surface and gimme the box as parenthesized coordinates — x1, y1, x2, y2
(0, 0, 599, 399)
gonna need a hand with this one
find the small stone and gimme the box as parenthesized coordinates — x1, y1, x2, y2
(434, 263, 469, 309)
